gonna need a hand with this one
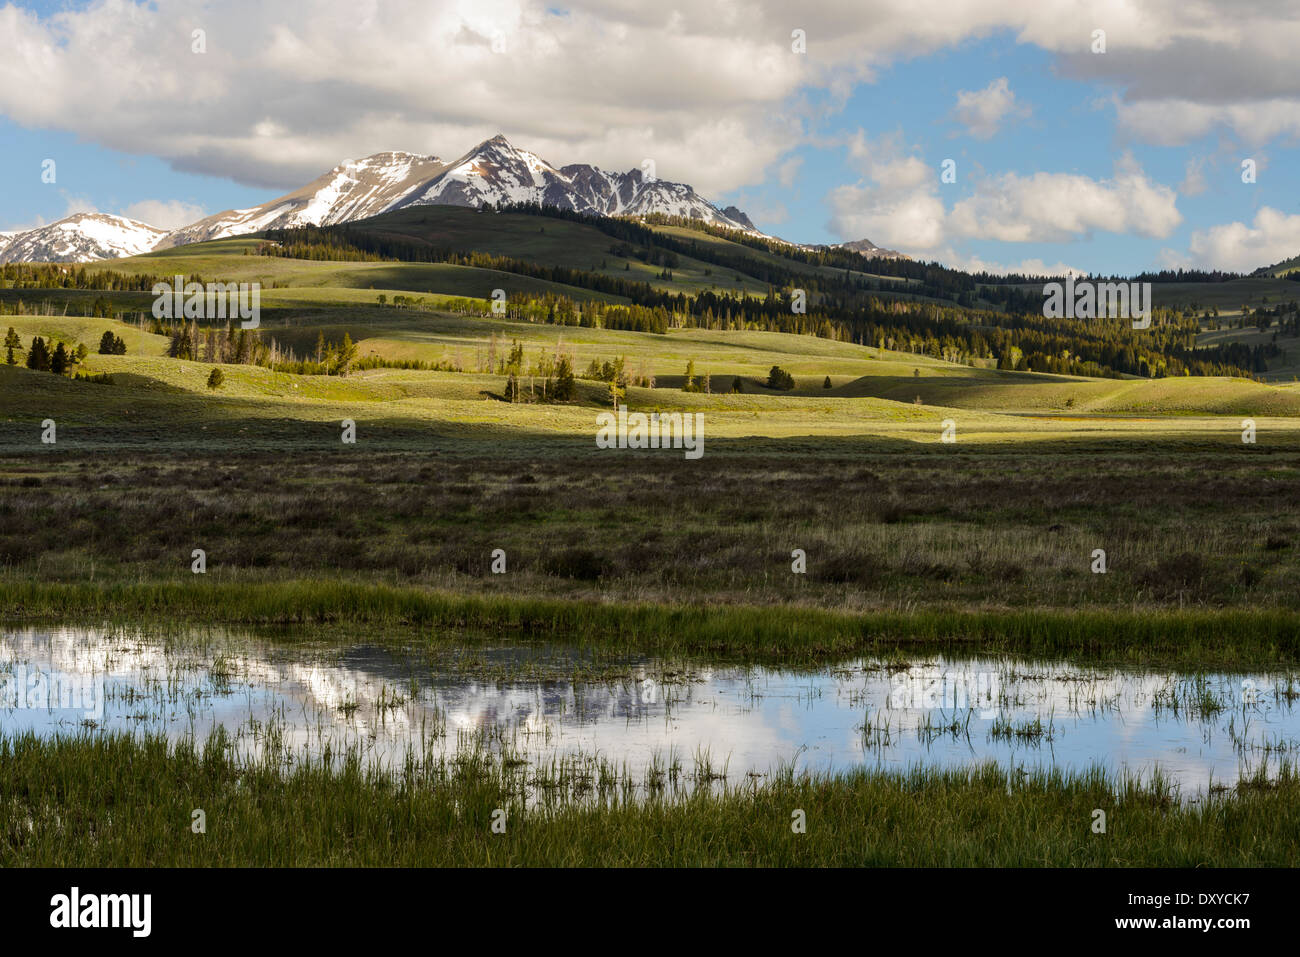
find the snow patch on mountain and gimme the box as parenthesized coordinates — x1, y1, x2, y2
(0, 214, 168, 264)
(6, 136, 763, 262)
(396, 134, 757, 233)
(830, 238, 908, 260)
(158, 150, 447, 248)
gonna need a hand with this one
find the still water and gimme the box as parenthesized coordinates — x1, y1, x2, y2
(2, 627, 1296, 797)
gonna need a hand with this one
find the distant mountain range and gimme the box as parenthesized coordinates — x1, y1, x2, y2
(0, 134, 904, 264)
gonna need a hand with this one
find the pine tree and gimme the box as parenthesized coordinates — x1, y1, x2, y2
(823, 375, 832, 389)
(26, 336, 50, 372)
(554, 355, 575, 400)
(99, 330, 116, 354)
(334, 333, 357, 376)
(50, 342, 69, 376)
(3, 327, 20, 365)
(207, 367, 225, 390)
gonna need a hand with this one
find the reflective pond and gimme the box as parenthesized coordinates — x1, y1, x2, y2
(2, 627, 1297, 798)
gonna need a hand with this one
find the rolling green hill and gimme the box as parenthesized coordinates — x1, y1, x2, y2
(3, 203, 1300, 441)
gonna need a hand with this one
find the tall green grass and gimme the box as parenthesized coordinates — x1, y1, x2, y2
(2, 731, 1295, 866)
(3, 579, 1298, 666)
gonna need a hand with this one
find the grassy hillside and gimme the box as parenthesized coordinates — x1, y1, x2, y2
(3, 208, 1300, 637)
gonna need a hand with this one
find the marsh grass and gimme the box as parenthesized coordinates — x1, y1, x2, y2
(3, 579, 1298, 668)
(2, 730, 1296, 867)
(2, 443, 1298, 637)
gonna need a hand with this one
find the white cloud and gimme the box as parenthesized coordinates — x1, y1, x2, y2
(3, 0, 1295, 203)
(827, 132, 946, 251)
(777, 156, 803, 188)
(947, 160, 1182, 242)
(119, 199, 208, 230)
(1180, 207, 1300, 273)
(1178, 156, 1208, 197)
(0, 0, 812, 196)
(827, 137, 1180, 253)
(941, 251, 1087, 278)
(827, 182, 947, 251)
(1116, 98, 1300, 147)
(951, 77, 1027, 139)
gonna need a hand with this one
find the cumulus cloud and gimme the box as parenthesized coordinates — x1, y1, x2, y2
(826, 132, 946, 251)
(0, 0, 813, 196)
(827, 136, 1180, 253)
(119, 199, 208, 229)
(951, 77, 1028, 139)
(777, 156, 804, 188)
(827, 182, 947, 251)
(1178, 207, 1300, 273)
(1178, 157, 1208, 197)
(1, 0, 1294, 201)
(1116, 98, 1300, 147)
(941, 252, 1087, 278)
(947, 160, 1182, 242)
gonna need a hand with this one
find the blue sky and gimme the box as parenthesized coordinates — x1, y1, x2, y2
(717, 33, 1286, 275)
(2, 1, 1297, 276)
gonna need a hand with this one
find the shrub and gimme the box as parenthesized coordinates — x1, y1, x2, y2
(766, 365, 795, 390)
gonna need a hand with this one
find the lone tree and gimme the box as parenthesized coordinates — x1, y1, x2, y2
(4, 327, 20, 365)
(553, 355, 575, 401)
(332, 333, 358, 376)
(207, 367, 225, 390)
(766, 365, 795, 391)
(682, 360, 697, 392)
(823, 375, 832, 389)
(50, 342, 70, 376)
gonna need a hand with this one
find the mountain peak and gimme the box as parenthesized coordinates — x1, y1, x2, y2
(351, 150, 441, 166)
(832, 238, 908, 260)
(5, 135, 762, 262)
(0, 212, 166, 264)
(472, 133, 515, 152)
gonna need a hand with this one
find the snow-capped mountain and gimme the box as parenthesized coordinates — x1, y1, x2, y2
(828, 238, 908, 260)
(0, 135, 770, 263)
(393, 134, 757, 231)
(157, 151, 448, 249)
(0, 213, 168, 264)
